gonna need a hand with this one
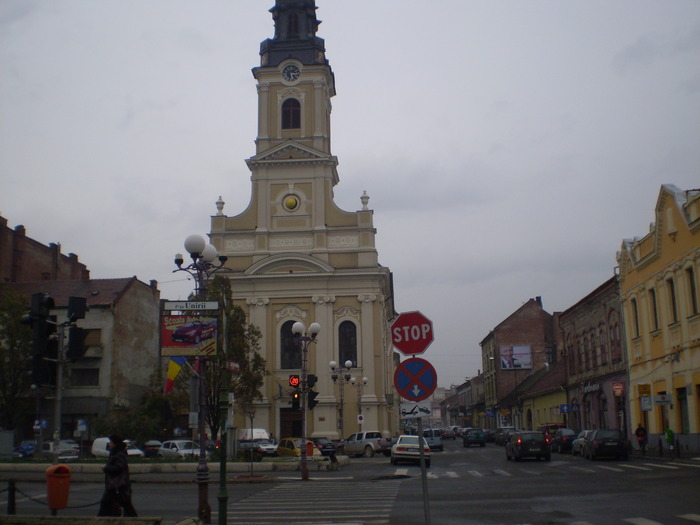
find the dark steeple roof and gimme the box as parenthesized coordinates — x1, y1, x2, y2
(260, 0, 327, 67)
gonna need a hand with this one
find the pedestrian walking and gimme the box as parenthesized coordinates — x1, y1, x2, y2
(634, 423, 647, 455)
(97, 434, 137, 517)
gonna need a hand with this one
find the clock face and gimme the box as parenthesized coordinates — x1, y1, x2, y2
(282, 64, 300, 82)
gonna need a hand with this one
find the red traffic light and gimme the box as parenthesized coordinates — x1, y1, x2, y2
(289, 374, 300, 388)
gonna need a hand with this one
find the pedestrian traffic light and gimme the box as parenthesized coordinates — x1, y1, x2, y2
(308, 390, 319, 410)
(307, 374, 317, 388)
(289, 374, 300, 388)
(66, 326, 89, 361)
(291, 391, 301, 410)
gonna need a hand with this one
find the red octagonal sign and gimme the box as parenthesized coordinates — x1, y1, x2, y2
(391, 311, 434, 356)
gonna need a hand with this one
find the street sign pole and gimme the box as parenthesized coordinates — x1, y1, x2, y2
(417, 416, 431, 525)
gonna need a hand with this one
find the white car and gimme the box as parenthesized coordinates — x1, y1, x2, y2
(91, 437, 145, 458)
(157, 439, 204, 459)
(390, 435, 431, 467)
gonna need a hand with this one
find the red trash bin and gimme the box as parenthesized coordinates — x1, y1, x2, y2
(46, 464, 72, 511)
(306, 441, 314, 457)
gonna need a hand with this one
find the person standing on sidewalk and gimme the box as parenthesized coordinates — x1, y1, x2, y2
(635, 423, 647, 456)
(97, 434, 138, 517)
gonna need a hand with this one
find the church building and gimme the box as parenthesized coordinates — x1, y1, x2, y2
(209, 0, 398, 441)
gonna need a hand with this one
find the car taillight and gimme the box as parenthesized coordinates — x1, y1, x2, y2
(517, 438, 522, 444)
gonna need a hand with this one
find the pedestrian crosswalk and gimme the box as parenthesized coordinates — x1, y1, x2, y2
(570, 514, 700, 524)
(399, 459, 700, 480)
(217, 481, 399, 524)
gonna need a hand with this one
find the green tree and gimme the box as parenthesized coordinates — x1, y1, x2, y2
(0, 290, 34, 433)
(204, 276, 266, 441)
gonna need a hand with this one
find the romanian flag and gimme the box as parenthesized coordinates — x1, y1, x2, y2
(164, 357, 187, 394)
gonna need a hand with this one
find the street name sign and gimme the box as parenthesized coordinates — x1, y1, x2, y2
(164, 301, 219, 311)
(394, 357, 437, 402)
(391, 311, 434, 356)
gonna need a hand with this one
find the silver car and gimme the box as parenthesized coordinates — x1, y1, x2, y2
(157, 439, 203, 459)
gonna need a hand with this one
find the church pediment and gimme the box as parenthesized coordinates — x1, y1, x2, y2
(246, 141, 336, 166)
(245, 253, 334, 276)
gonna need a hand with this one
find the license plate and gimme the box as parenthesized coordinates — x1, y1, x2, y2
(605, 443, 617, 446)
(529, 448, 540, 452)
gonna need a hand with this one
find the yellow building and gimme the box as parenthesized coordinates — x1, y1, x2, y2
(207, 2, 398, 441)
(617, 185, 700, 451)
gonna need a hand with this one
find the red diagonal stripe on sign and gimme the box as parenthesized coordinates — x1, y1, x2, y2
(398, 364, 431, 398)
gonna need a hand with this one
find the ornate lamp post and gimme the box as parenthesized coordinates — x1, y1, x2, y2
(173, 234, 229, 523)
(350, 375, 368, 430)
(292, 321, 320, 481)
(330, 360, 352, 440)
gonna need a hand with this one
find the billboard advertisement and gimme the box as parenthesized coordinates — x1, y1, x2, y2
(499, 344, 532, 370)
(161, 315, 218, 357)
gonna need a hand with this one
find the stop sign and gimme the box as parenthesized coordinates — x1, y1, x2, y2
(391, 311, 434, 356)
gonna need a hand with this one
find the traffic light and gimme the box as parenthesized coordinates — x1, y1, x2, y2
(289, 374, 300, 388)
(307, 374, 317, 388)
(20, 293, 57, 387)
(291, 391, 301, 410)
(66, 326, 89, 361)
(308, 390, 319, 410)
(67, 296, 88, 322)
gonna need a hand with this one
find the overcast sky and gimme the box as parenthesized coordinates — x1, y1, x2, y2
(2, 1, 699, 389)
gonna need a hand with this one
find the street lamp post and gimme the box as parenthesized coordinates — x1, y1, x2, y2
(350, 376, 368, 430)
(173, 234, 229, 523)
(330, 360, 352, 440)
(292, 321, 320, 481)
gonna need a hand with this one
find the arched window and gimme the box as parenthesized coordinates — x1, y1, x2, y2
(282, 98, 301, 129)
(338, 321, 357, 367)
(280, 320, 301, 369)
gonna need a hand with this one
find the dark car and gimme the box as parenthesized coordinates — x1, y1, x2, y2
(505, 431, 551, 461)
(311, 437, 336, 456)
(463, 428, 486, 448)
(142, 440, 162, 458)
(583, 429, 629, 460)
(484, 429, 496, 443)
(550, 428, 577, 453)
(495, 427, 516, 446)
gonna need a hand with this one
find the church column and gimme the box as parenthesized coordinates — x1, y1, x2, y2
(256, 83, 270, 150)
(312, 80, 326, 151)
(311, 295, 335, 438)
(358, 294, 380, 427)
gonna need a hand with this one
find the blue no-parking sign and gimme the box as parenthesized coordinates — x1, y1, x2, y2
(394, 357, 437, 402)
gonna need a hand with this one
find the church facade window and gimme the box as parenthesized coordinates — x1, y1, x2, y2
(338, 320, 357, 367)
(282, 98, 301, 129)
(280, 320, 301, 369)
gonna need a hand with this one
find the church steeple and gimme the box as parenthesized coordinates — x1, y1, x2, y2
(260, 0, 327, 67)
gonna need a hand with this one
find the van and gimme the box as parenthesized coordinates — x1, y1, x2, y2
(91, 437, 144, 458)
(237, 428, 270, 441)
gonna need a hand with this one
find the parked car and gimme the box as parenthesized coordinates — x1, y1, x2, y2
(494, 426, 516, 446)
(422, 429, 444, 451)
(13, 439, 38, 458)
(142, 440, 163, 458)
(550, 428, 578, 453)
(276, 438, 321, 457)
(38, 440, 80, 461)
(390, 435, 431, 467)
(583, 429, 629, 460)
(505, 430, 551, 461)
(157, 439, 202, 459)
(484, 429, 497, 443)
(463, 428, 486, 447)
(571, 430, 594, 456)
(310, 437, 336, 456)
(254, 439, 278, 457)
(91, 437, 145, 458)
(339, 431, 392, 457)
(171, 320, 216, 344)
(537, 423, 567, 441)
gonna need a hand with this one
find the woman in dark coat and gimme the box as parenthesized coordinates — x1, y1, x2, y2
(97, 434, 137, 516)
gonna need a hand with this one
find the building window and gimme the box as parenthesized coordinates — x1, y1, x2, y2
(287, 12, 299, 38)
(608, 310, 622, 363)
(598, 327, 607, 365)
(631, 298, 640, 338)
(282, 98, 301, 129)
(649, 288, 659, 331)
(69, 368, 99, 387)
(666, 277, 679, 324)
(338, 320, 357, 367)
(280, 320, 301, 369)
(686, 267, 699, 316)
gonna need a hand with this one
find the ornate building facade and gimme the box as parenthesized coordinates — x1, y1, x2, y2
(618, 184, 700, 451)
(209, 1, 397, 440)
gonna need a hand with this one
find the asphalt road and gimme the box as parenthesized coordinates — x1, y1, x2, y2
(2, 438, 700, 524)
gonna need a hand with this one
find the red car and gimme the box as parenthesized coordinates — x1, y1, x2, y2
(172, 321, 216, 344)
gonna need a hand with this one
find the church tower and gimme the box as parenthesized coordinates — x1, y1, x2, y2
(210, 0, 398, 441)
